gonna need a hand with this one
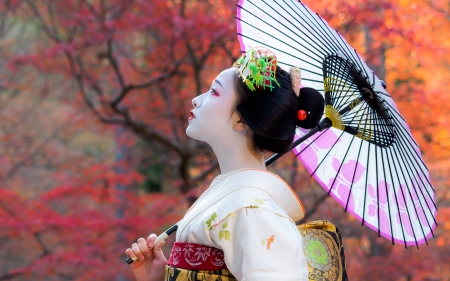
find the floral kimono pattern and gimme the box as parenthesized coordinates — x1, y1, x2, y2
(171, 169, 348, 281)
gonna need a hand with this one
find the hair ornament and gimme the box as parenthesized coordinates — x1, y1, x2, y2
(289, 66, 302, 97)
(234, 47, 280, 91)
(297, 109, 309, 121)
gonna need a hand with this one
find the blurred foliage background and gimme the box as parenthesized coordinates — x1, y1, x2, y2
(0, 0, 449, 280)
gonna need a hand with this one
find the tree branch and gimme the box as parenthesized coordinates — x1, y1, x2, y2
(0, 272, 24, 281)
(191, 160, 219, 185)
(24, 0, 60, 43)
(296, 192, 329, 224)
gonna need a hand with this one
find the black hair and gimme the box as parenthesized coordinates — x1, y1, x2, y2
(234, 66, 325, 154)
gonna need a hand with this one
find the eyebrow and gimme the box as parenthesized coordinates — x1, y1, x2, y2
(214, 80, 225, 90)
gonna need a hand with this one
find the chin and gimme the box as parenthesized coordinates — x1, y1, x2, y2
(186, 124, 203, 141)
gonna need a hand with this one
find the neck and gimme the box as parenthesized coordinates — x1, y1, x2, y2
(208, 133, 266, 175)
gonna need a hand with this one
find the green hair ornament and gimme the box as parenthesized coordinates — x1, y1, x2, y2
(235, 47, 280, 91)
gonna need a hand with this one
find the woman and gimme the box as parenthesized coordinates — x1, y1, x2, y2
(125, 47, 325, 281)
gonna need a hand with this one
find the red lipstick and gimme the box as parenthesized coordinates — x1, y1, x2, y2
(188, 111, 195, 121)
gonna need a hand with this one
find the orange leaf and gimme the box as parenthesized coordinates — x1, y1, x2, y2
(267, 235, 275, 250)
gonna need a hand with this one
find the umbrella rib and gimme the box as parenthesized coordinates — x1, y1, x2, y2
(395, 140, 437, 227)
(236, 4, 326, 63)
(310, 130, 346, 178)
(394, 131, 437, 212)
(361, 143, 371, 227)
(314, 100, 365, 187)
(236, 33, 324, 76)
(394, 119, 435, 185)
(350, 49, 373, 87)
(375, 104, 394, 147)
(276, 60, 325, 82)
(326, 59, 358, 110)
(262, 0, 331, 59)
(336, 62, 362, 109)
(305, 5, 355, 60)
(293, 128, 330, 156)
(375, 145, 380, 237)
(277, 0, 342, 56)
(397, 149, 437, 226)
(328, 136, 356, 196)
(380, 147, 395, 244)
(335, 30, 372, 84)
(391, 142, 431, 244)
(394, 119, 435, 176)
(288, 0, 345, 55)
(333, 68, 357, 110)
(345, 137, 363, 212)
(383, 101, 408, 122)
(391, 142, 426, 246)
(386, 146, 416, 248)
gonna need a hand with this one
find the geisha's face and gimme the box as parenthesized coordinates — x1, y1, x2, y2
(186, 68, 242, 143)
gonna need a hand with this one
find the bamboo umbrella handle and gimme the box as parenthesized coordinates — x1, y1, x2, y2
(126, 225, 178, 264)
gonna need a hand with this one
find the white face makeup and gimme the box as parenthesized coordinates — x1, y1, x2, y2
(186, 68, 240, 143)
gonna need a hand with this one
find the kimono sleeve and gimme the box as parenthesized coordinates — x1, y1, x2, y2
(210, 199, 308, 281)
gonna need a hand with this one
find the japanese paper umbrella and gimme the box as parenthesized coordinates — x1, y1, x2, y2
(236, 0, 437, 247)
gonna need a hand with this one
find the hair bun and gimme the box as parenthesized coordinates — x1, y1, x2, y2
(296, 87, 325, 129)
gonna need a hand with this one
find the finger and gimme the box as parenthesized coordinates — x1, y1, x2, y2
(137, 238, 150, 258)
(147, 233, 157, 248)
(125, 248, 135, 259)
(131, 242, 145, 261)
(152, 240, 167, 262)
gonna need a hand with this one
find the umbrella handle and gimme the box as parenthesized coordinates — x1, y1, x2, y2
(126, 225, 178, 264)
(265, 117, 332, 166)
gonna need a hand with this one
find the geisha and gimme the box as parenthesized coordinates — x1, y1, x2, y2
(125, 47, 327, 281)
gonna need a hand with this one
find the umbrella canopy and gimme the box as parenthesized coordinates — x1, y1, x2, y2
(236, 0, 437, 247)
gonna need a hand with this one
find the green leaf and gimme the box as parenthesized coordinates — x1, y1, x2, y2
(218, 231, 224, 241)
(222, 220, 228, 229)
(261, 239, 265, 246)
(224, 230, 231, 241)
(254, 197, 264, 206)
(211, 212, 217, 220)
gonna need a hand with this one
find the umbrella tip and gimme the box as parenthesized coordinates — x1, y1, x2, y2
(380, 80, 387, 89)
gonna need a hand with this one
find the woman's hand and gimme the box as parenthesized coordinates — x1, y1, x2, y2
(125, 234, 167, 281)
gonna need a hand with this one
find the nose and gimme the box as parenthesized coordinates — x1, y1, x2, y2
(192, 94, 203, 108)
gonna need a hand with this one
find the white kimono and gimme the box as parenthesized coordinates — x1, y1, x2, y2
(176, 169, 309, 281)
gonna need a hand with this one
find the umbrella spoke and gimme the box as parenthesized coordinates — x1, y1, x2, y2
(362, 143, 371, 227)
(237, 33, 323, 75)
(393, 138, 437, 215)
(237, 3, 326, 62)
(310, 130, 346, 178)
(395, 141, 437, 224)
(288, 1, 345, 55)
(262, 0, 330, 59)
(293, 128, 330, 156)
(309, 7, 355, 60)
(393, 119, 433, 189)
(386, 147, 416, 248)
(375, 145, 381, 237)
(345, 138, 364, 212)
(380, 146, 395, 244)
(329, 136, 356, 195)
(391, 142, 433, 244)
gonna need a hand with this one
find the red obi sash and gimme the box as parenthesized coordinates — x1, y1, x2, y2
(167, 242, 227, 271)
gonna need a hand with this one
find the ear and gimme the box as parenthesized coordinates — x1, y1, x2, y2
(232, 111, 248, 131)
(233, 118, 248, 131)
